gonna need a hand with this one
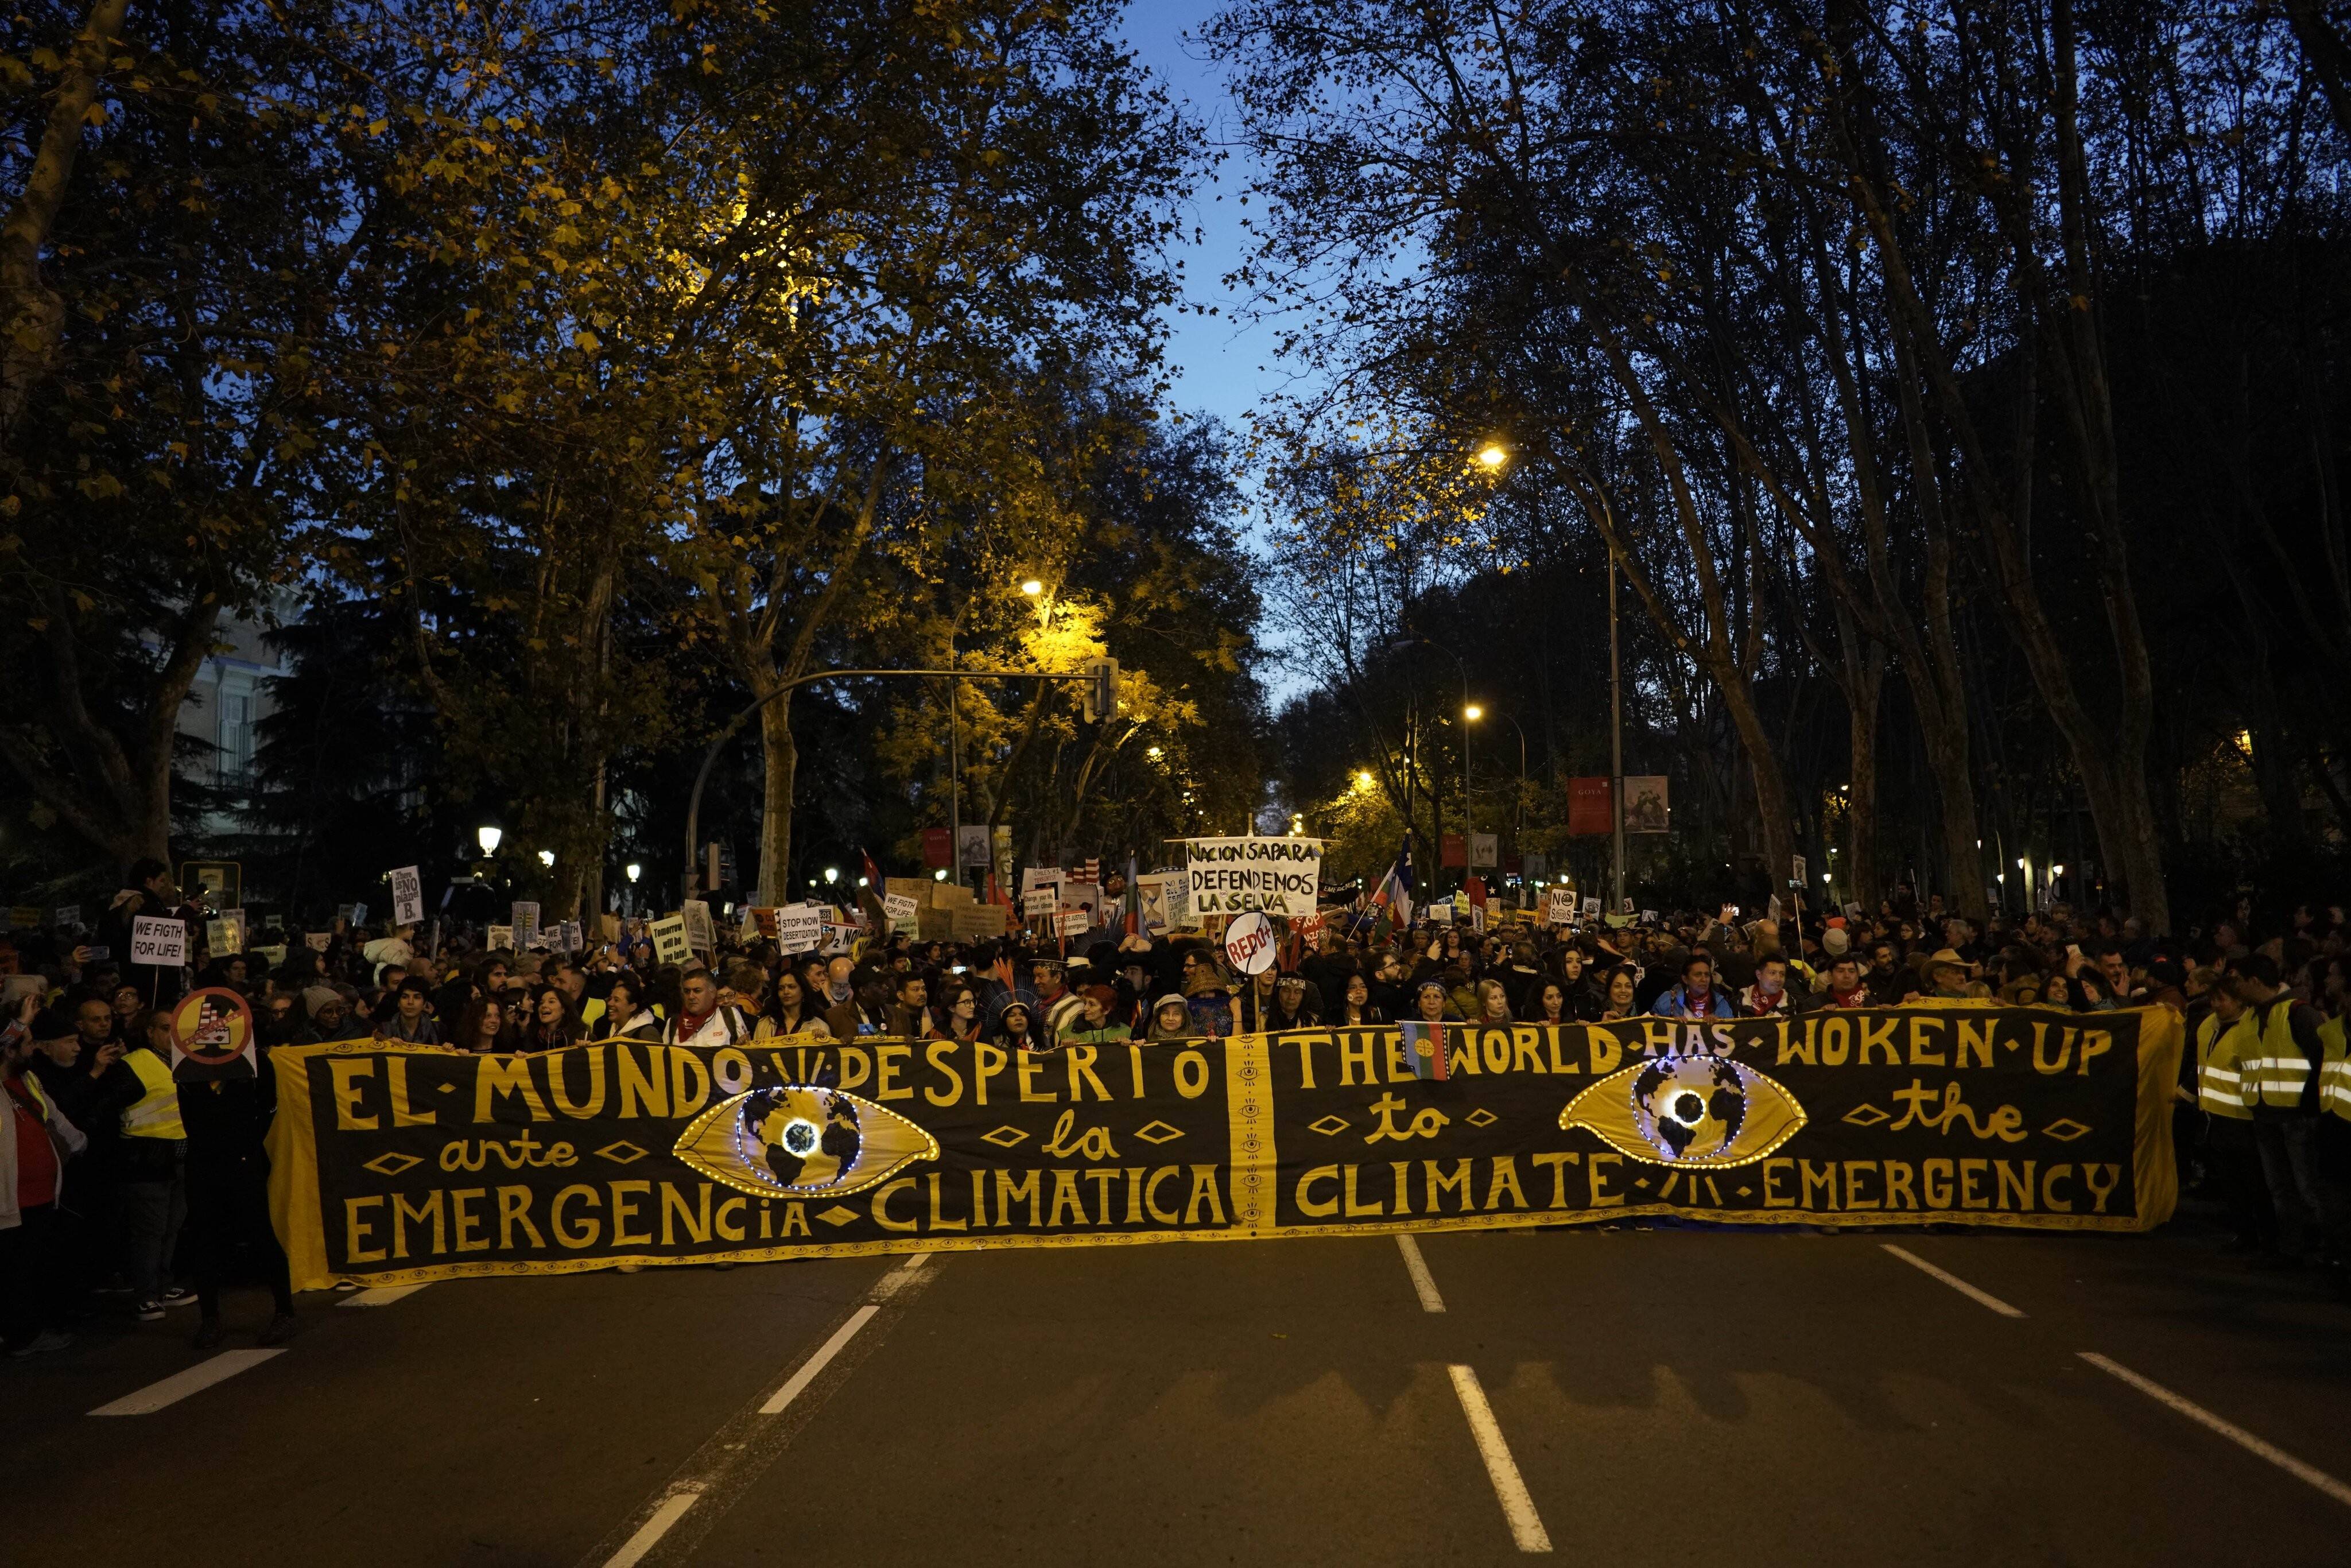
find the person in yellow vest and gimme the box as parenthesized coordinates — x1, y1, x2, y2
(118, 1008, 188, 1320)
(2195, 978, 2269, 1255)
(2231, 954, 2332, 1269)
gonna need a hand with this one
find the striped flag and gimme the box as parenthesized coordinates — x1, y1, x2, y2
(1398, 1020, 1450, 1081)
(1069, 857, 1100, 884)
(1368, 837, 1415, 927)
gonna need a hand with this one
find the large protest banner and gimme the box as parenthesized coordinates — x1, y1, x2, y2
(1184, 836, 1322, 917)
(268, 1005, 2181, 1288)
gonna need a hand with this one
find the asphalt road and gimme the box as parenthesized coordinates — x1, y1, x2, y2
(7, 1217, 2349, 1566)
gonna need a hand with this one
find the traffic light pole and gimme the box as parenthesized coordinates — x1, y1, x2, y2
(681, 665, 1107, 905)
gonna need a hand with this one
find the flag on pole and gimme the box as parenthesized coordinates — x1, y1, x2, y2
(1368, 837, 1415, 927)
(1397, 1020, 1450, 1081)
(859, 847, 883, 893)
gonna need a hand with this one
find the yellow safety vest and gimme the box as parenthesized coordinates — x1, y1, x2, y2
(2318, 1015, 2351, 1125)
(2244, 999, 2319, 1110)
(2195, 1012, 2256, 1121)
(119, 1047, 185, 1140)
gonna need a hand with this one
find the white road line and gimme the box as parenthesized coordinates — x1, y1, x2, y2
(1881, 1244, 2027, 1318)
(1396, 1235, 1446, 1313)
(1448, 1365, 1553, 1553)
(868, 1253, 932, 1299)
(2078, 1352, 2351, 1510)
(338, 1284, 429, 1309)
(758, 1305, 880, 1415)
(601, 1484, 707, 1568)
(89, 1350, 284, 1416)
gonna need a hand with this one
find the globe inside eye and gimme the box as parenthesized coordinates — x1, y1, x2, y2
(1671, 1093, 1706, 1125)
(781, 1118, 820, 1157)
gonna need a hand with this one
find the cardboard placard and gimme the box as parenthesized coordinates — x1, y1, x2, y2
(511, 901, 541, 950)
(949, 905, 1008, 941)
(487, 924, 515, 951)
(649, 914, 693, 966)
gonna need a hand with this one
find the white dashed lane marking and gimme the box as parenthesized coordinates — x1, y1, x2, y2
(89, 1350, 285, 1416)
(1881, 1243, 2027, 1318)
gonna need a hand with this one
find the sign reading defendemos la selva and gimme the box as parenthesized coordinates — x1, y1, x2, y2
(1184, 836, 1321, 917)
(266, 1005, 2182, 1288)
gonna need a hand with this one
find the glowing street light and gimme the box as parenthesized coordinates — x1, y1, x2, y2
(1356, 770, 1375, 790)
(1019, 579, 1044, 597)
(538, 849, 556, 868)
(1146, 746, 1163, 760)
(933, 868, 948, 882)
(1476, 443, 1509, 471)
(476, 824, 502, 856)
(824, 867, 838, 885)
(625, 863, 641, 883)
(1464, 704, 1484, 723)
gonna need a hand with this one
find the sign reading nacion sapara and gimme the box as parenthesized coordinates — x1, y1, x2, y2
(1184, 836, 1322, 917)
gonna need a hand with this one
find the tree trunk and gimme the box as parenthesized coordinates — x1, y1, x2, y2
(0, 0, 128, 457)
(757, 686, 798, 904)
(1841, 630, 1884, 911)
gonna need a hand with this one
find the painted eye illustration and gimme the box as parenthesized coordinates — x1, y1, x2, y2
(673, 1086, 939, 1199)
(1559, 1054, 1807, 1167)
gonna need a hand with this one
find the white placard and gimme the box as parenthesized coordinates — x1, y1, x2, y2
(1223, 911, 1277, 975)
(1546, 887, 1576, 926)
(682, 899, 715, 953)
(510, 901, 541, 950)
(54, 904, 80, 930)
(206, 914, 243, 956)
(487, 923, 515, 950)
(774, 903, 824, 954)
(1427, 901, 1453, 926)
(1581, 895, 1601, 918)
(1022, 889, 1058, 918)
(1791, 853, 1808, 887)
(130, 915, 186, 968)
(389, 865, 424, 926)
(1054, 906, 1091, 938)
(1468, 832, 1499, 870)
(1184, 836, 1322, 917)
(305, 931, 333, 952)
(1641, 909, 1658, 924)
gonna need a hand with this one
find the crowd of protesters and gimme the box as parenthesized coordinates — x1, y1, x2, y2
(5, 857, 2349, 1362)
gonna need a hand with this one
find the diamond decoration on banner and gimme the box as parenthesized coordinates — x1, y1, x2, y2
(2039, 1118, 2092, 1142)
(362, 1152, 422, 1177)
(1841, 1104, 1892, 1128)
(1464, 1108, 1498, 1128)
(1132, 1120, 1185, 1145)
(1633, 1177, 1650, 1189)
(1737, 1186, 1754, 1198)
(817, 1205, 859, 1228)
(1308, 1115, 1352, 1137)
(980, 1125, 1030, 1148)
(594, 1140, 649, 1165)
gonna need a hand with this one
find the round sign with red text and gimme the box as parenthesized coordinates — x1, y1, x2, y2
(1224, 911, 1277, 976)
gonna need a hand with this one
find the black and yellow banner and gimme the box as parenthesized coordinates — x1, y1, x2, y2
(266, 1004, 2182, 1288)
